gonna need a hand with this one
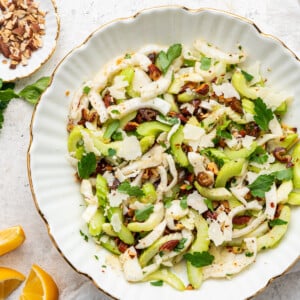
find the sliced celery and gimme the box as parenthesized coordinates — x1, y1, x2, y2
(257, 205, 290, 251)
(170, 125, 189, 167)
(231, 71, 257, 99)
(137, 121, 171, 137)
(88, 209, 105, 236)
(141, 182, 157, 204)
(140, 135, 155, 153)
(215, 158, 245, 187)
(142, 268, 185, 291)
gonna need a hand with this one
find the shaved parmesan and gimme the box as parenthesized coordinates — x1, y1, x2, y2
(118, 135, 142, 161)
(108, 190, 129, 207)
(111, 213, 122, 233)
(212, 82, 240, 100)
(183, 124, 205, 141)
(187, 191, 208, 214)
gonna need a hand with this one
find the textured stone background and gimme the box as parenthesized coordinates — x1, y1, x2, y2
(0, 1, 299, 299)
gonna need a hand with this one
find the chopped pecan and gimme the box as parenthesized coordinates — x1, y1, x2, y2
(148, 63, 161, 81)
(147, 52, 156, 64)
(135, 108, 158, 123)
(159, 240, 180, 252)
(103, 92, 115, 108)
(123, 121, 139, 131)
(196, 171, 213, 187)
(195, 83, 209, 95)
(180, 81, 198, 93)
(230, 98, 243, 114)
(245, 122, 261, 138)
(273, 147, 292, 164)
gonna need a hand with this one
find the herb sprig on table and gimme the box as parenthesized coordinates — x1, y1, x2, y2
(0, 77, 50, 130)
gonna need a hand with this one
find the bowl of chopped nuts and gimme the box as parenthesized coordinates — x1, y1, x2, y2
(0, 0, 59, 81)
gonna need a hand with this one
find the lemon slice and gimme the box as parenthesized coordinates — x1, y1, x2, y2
(0, 267, 26, 299)
(0, 226, 26, 256)
(20, 264, 59, 300)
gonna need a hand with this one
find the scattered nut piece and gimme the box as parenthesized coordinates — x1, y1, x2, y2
(0, 0, 46, 69)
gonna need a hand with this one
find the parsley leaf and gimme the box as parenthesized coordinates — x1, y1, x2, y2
(111, 131, 123, 141)
(124, 53, 131, 59)
(150, 280, 163, 286)
(117, 181, 145, 197)
(245, 251, 254, 257)
(79, 230, 89, 242)
(200, 57, 211, 71)
(204, 198, 214, 211)
(249, 146, 268, 164)
(156, 43, 182, 74)
(19, 76, 51, 104)
(241, 70, 254, 82)
(135, 204, 154, 222)
(272, 168, 293, 181)
(77, 152, 97, 179)
(253, 98, 274, 131)
(248, 174, 274, 197)
(184, 251, 214, 267)
(83, 86, 91, 95)
(157, 114, 179, 125)
(174, 238, 187, 252)
(180, 196, 188, 209)
(269, 218, 288, 228)
(107, 148, 116, 157)
(216, 128, 232, 140)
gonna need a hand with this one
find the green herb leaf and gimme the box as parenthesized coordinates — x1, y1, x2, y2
(0, 89, 19, 101)
(111, 109, 120, 115)
(216, 128, 232, 140)
(253, 98, 274, 131)
(200, 57, 211, 71)
(103, 120, 120, 139)
(269, 218, 288, 228)
(79, 229, 89, 242)
(117, 181, 145, 197)
(245, 251, 254, 257)
(241, 70, 254, 82)
(19, 76, 51, 104)
(158, 114, 179, 125)
(183, 251, 214, 267)
(108, 148, 116, 157)
(156, 43, 182, 74)
(272, 168, 293, 181)
(180, 196, 188, 209)
(150, 280, 163, 286)
(111, 131, 123, 141)
(174, 238, 187, 252)
(135, 204, 154, 222)
(124, 53, 131, 59)
(248, 174, 274, 197)
(83, 86, 91, 95)
(78, 152, 97, 179)
(163, 196, 172, 208)
(249, 146, 268, 164)
(183, 59, 196, 67)
(204, 198, 214, 211)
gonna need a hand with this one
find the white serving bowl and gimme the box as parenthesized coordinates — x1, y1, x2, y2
(28, 6, 300, 300)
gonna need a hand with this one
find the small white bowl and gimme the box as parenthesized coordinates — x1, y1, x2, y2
(0, 0, 59, 82)
(28, 6, 300, 300)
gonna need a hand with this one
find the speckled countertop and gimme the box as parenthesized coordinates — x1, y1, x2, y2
(1, 1, 300, 299)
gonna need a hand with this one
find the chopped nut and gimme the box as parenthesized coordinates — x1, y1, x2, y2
(0, 0, 46, 68)
(159, 240, 180, 252)
(196, 171, 214, 187)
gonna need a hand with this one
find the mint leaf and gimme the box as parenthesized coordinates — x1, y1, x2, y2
(184, 251, 214, 267)
(204, 198, 214, 211)
(19, 76, 51, 104)
(118, 181, 145, 197)
(248, 174, 274, 197)
(253, 98, 274, 131)
(249, 146, 268, 164)
(272, 168, 293, 181)
(135, 204, 154, 222)
(150, 280, 163, 286)
(156, 43, 182, 74)
(241, 70, 254, 82)
(200, 57, 211, 71)
(174, 238, 187, 252)
(78, 152, 97, 179)
(269, 218, 288, 228)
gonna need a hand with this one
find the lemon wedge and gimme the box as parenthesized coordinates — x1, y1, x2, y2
(0, 226, 26, 256)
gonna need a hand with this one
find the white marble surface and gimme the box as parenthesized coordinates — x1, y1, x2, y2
(0, 0, 299, 299)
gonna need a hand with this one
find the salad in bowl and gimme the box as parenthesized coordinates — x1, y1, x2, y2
(66, 37, 300, 290)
